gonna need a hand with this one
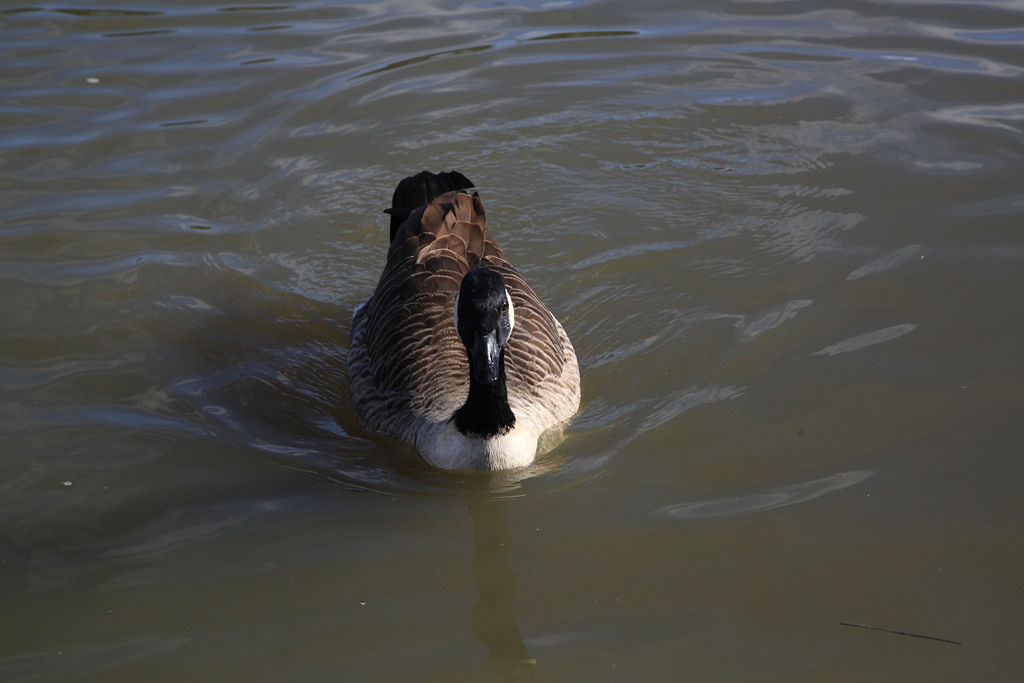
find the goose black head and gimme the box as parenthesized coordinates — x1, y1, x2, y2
(454, 266, 515, 386)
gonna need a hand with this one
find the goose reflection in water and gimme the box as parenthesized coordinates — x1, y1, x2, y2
(467, 498, 535, 679)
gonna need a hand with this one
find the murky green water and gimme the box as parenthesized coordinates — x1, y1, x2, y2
(3, 0, 1023, 680)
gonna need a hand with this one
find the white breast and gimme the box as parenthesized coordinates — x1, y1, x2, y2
(415, 420, 540, 470)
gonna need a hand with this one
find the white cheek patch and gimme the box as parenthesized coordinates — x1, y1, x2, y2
(505, 289, 515, 332)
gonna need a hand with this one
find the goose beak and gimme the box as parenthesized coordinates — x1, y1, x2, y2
(470, 331, 501, 385)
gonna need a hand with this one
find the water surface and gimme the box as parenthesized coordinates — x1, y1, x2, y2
(2, 0, 1023, 680)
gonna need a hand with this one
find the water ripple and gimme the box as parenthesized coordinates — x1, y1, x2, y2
(654, 470, 873, 521)
(811, 324, 918, 357)
(846, 244, 922, 281)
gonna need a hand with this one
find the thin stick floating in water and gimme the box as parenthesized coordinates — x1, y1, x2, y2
(840, 621, 962, 645)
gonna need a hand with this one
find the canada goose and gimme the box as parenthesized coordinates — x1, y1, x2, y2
(349, 171, 580, 470)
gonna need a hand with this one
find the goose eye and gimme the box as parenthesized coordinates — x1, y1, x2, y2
(501, 300, 508, 312)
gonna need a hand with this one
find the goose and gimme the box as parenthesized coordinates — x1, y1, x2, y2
(348, 171, 580, 470)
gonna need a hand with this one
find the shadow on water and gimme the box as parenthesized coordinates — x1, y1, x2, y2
(162, 263, 596, 498)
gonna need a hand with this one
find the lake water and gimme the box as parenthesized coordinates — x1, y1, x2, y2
(2, 0, 1023, 679)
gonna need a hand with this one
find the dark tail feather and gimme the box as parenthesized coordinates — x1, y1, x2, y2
(386, 170, 475, 241)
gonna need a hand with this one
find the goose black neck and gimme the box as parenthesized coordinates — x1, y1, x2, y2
(454, 351, 516, 438)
